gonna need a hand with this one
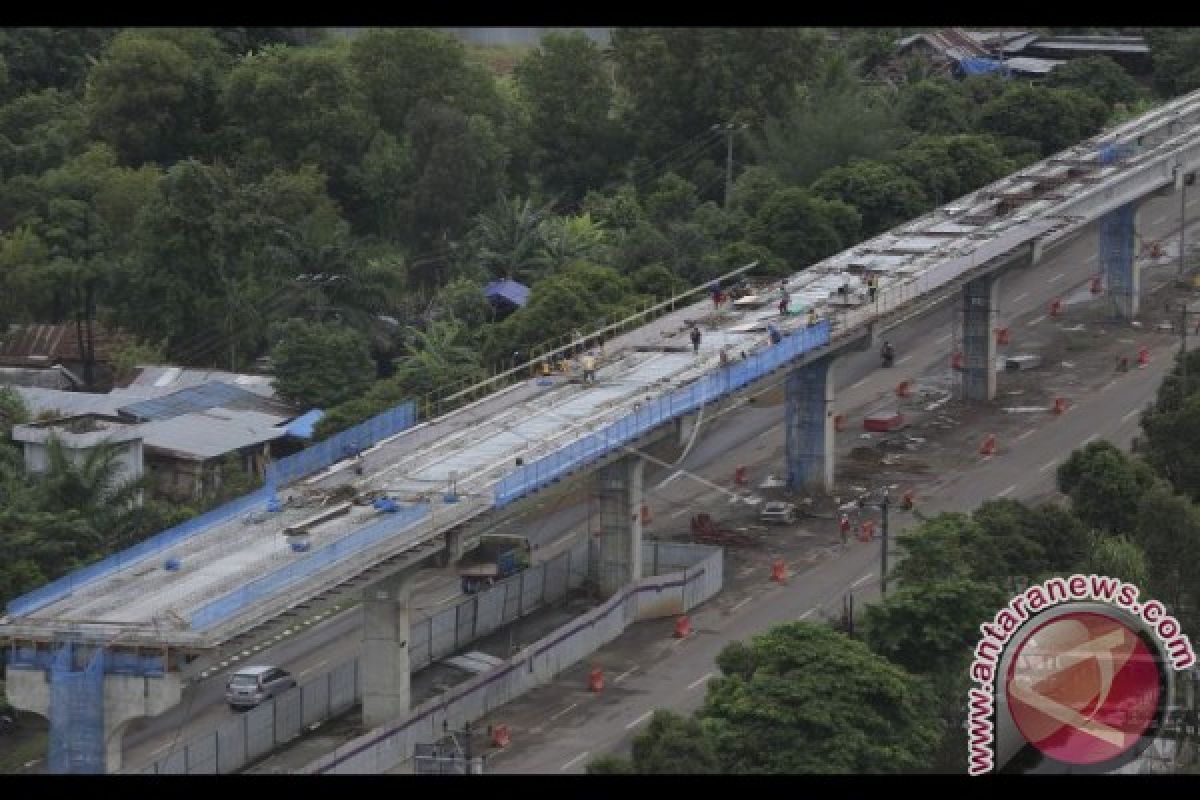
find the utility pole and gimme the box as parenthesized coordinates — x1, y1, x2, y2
(1184, 304, 1190, 409)
(712, 122, 748, 210)
(880, 488, 890, 597)
(1182, 168, 1189, 276)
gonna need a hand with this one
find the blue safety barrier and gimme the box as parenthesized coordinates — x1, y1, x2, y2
(6, 487, 274, 618)
(265, 400, 417, 490)
(189, 503, 431, 632)
(493, 322, 832, 508)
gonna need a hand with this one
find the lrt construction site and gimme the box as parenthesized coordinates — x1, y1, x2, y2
(8, 88, 1200, 776)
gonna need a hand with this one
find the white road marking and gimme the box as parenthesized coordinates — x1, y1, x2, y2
(1083, 434, 1100, 445)
(935, 333, 952, 344)
(1016, 429, 1036, 441)
(1085, 254, 1097, 263)
(625, 710, 654, 730)
(897, 355, 913, 364)
(614, 666, 638, 683)
(299, 659, 329, 678)
(850, 377, 869, 390)
(687, 672, 713, 690)
(655, 471, 683, 490)
(670, 508, 690, 519)
(1121, 408, 1142, 423)
(1013, 291, 1029, 302)
(549, 703, 578, 722)
(560, 752, 589, 771)
(1039, 459, 1059, 473)
(1027, 314, 1048, 326)
(730, 597, 753, 613)
(851, 573, 873, 589)
(800, 608, 816, 620)
(999, 484, 1017, 497)
(1048, 273, 1064, 282)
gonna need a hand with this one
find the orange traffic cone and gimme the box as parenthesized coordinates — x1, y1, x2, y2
(491, 724, 511, 748)
(834, 414, 848, 432)
(996, 328, 1010, 346)
(980, 434, 997, 456)
(860, 520, 876, 541)
(1050, 298, 1063, 317)
(901, 489, 915, 511)
(1091, 275, 1103, 294)
(771, 558, 787, 583)
(895, 380, 912, 398)
(951, 351, 964, 371)
(589, 667, 604, 692)
(640, 504, 652, 525)
(735, 466, 748, 486)
(674, 615, 691, 638)
(1053, 397, 1068, 415)
(1138, 347, 1149, 368)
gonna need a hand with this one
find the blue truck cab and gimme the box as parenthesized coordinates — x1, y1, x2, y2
(458, 535, 531, 594)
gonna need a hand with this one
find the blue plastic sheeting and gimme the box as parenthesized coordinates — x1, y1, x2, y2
(494, 321, 832, 508)
(1099, 142, 1135, 164)
(189, 503, 431, 631)
(484, 278, 531, 308)
(6, 487, 274, 618)
(48, 643, 105, 774)
(265, 400, 416, 490)
(283, 409, 325, 439)
(956, 57, 1010, 77)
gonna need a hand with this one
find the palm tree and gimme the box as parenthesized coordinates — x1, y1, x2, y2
(532, 213, 611, 278)
(469, 192, 557, 281)
(392, 318, 486, 400)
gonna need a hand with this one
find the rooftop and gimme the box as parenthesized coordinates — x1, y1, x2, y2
(118, 381, 292, 422)
(127, 366, 277, 398)
(139, 408, 289, 461)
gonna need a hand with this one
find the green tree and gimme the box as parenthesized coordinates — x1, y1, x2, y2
(701, 622, 942, 773)
(611, 28, 825, 163)
(1133, 484, 1200, 615)
(0, 88, 88, 179)
(0, 28, 118, 100)
(270, 319, 374, 409)
(1047, 55, 1141, 109)
(1056, 440, 1160, 534)
(469, 193, 555, 283)
(627, 710, 720, 773)
(890, 134, 1013, 206)
(1085, 534, 1150, 588)
(585, 755, 635, 774)
(1141, 391, 1200, 502)
(897, 79, 974, 135)
(515, 31, 627, 206)
(810, 159, 928, 237)
(753, 187, 860, 268)
(392, 318, 486, 401)
(643, 172, 699, 227)
(533, 213, 611, 277)
(979, 84, 1109, 158)
(1145, 28, 1200, 98)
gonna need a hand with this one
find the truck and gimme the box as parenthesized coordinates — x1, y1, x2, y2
(458, 535, 531, 594)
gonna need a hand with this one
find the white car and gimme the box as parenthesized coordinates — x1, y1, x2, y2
(759, 502, 798, 525)
(225, 665, 297, 709)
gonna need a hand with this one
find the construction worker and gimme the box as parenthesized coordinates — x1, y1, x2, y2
(582, 351, 597, 384)
(867, 274, 878, 304)
(839, 513, 851, 547)
(690, 325, 702, 353)
(710, 282, 722, 309)
(778, 294, 789, 316)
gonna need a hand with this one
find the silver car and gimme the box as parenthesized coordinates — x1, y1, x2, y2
(225, 666, 296, 709)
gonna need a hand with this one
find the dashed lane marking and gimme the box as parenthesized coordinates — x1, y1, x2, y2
(851, 573, 873, 589)
(1016, 429, 1035, 441)
(1121, 408, 1142, 424)
(1027, 314, 1048, 327)
(1083, 433, 1099, 445)
(548, 703, 578, 723)
(1013, 291, 1029, 302)
(999, 484, 1017, 497)
(731, 597, 753, 613)
(1039, 459, 1059, 473)
(687, 672, 713, 690)
(800, 608, 816, 620)
(560, 752, 589, 771)
(614, 666, 638, 683)
(625, 711, 654, 730)
(1048, 273, 1064, 282)
(670, 508, 690, 519)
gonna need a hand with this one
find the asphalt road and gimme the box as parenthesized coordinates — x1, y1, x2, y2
(121, 189, 1200, 772)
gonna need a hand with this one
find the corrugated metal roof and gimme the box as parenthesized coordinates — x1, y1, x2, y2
(139, 409, 288, 461)
(1005, 56, 1065, 75)
(128, 366, 277, 398)
(484, 279, 530, 307)
(0, 366, 79, 390)
(118, 381, 287, 422)
(14, 387, 136, 418)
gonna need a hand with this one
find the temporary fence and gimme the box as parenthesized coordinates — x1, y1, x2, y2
(303, 542, 723, 775)
(6, 487, 274, 617)
(493, 321, 832, 508)
(48, 642, 106, 774)
(189, 502, 431, 632)
(266, 400, 417, 490)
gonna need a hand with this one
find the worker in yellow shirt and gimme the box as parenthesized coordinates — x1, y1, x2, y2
(582, 352, 598, 384)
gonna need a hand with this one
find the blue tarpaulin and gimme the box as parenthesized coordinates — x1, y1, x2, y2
(956, 58, 1011, 77)
(484, 279, 531, 308)
(283, 409, 325, 439)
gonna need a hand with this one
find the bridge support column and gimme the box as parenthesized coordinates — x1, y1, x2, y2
(962, 274, 999, 403)
(589, 456, 644, 596)
(676, 412, 700, 447)
(362, 568, 416, 729)
(5, 649, 183, 774)
(1101, 201, 1141, 320)
(785, 356, 836, 494)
